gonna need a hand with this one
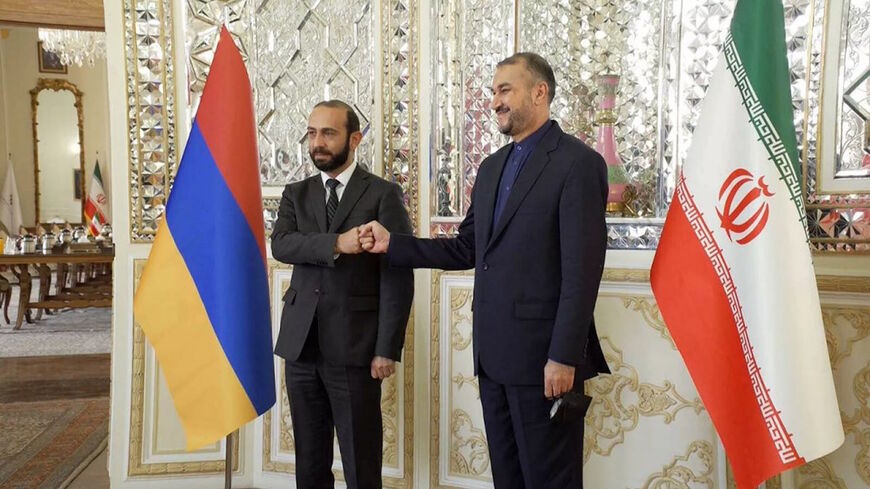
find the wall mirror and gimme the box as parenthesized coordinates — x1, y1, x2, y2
(30, 78, 85, 224)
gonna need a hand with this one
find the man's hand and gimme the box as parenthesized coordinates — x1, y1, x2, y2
(544, 359, 575, 399)
(370, 356, 396, 379)
(359, 221, 391, 254)
(334, 227, 363, 255)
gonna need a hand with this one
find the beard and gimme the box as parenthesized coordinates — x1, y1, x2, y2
(496, 104, 530, 136)
(309, 137, 351, 173)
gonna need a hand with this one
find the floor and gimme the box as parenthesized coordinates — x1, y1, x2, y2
(67, 446, 108, 489)
(0, 282, 111, 358)
(0, 354, 111, 488)
(0, 354, 110, 402)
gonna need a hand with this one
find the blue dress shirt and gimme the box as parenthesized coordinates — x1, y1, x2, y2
(491, 120, 554, 227)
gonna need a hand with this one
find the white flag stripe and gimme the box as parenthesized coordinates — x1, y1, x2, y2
(0, 162, 23, 234)
(683, 50, 843, 461)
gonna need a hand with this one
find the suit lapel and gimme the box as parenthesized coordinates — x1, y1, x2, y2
(486, 123, 562, 250)
(328, 166, 370, 232)
(311, 177, 328, 233)
(478, 146, 511, 247)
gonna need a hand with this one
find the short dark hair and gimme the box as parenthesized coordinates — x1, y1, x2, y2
(497, 52, 556, 103)
(313, 100, 361, 134)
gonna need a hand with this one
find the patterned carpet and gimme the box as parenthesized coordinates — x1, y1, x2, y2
(0, 397, 108, 488)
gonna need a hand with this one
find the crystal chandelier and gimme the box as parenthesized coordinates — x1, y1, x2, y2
(37, 29, 106, 67)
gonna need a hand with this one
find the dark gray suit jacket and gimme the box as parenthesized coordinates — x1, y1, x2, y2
(271, 166, 414, 366)
(389, 122, 610, 386)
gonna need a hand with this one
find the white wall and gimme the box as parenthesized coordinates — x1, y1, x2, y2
(0, 26, 111, 226)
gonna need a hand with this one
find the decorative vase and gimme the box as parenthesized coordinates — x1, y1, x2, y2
(594, 74, 629, 215)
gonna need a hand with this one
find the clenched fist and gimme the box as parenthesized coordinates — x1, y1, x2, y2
(371, 356, 396, 379)
(334, 227, 363, 255)
(544, 359, 575, 399)
(359, 221, 391, 254)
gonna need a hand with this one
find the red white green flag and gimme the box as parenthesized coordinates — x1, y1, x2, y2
(84, 160, 109, 236)
(651, 1, 843, 488)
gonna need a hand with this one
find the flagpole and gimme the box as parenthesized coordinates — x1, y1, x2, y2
(224, 431, 233, 489)
(221, 14, 234, 489)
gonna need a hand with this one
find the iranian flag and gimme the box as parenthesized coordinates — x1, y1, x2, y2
(650, 1, 843, 488)
(84, 160, 109, 236)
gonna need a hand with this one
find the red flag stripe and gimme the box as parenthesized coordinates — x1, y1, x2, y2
(194, 27, 266, 263)
(651, 175, 803, 488)
(84, 199, 106, 235)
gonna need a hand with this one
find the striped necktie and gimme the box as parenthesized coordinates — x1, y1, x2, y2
(325, 178, 340, 228)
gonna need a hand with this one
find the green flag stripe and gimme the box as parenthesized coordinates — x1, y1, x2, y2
(730, 0, 801, 181)
(93, 161, 103, 185)
(723, 35, 808, 241)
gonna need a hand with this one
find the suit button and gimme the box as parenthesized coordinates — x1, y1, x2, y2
(482, 263, 489, 271)
(314, 289, 320, 295)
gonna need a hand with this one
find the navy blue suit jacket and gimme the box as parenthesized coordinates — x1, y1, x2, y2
(389, 122, 610, 386)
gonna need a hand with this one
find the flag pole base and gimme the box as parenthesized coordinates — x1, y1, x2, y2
(225, 432, 233, 489)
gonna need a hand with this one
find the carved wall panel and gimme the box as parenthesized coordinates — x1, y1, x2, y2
(430, 272, 723, 488)
(792, 300, 870, 488)
(430, 272, 492, 488)
(261, 263, 413, 487)
(430, 271, 870, 488)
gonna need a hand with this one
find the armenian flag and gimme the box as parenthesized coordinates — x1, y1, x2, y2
(133, 26, 275, 450)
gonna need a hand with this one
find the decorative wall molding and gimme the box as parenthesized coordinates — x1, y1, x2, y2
(449, 409, 490, 478)
(260, 261, 414, 487)
(823, 307, 870, 369)
(796, 458, 848, 488)
(602, 269, 652, 284)
(124, 0, 178, 243)
(816, 275, 870, 294)
(842, 364, 870, 486)
(636, 440, 715, 489)
(585, 337, 704, 462)
(621, 297, 677, 350)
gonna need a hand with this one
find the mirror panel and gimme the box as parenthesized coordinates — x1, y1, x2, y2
(31, 78, 85, 225)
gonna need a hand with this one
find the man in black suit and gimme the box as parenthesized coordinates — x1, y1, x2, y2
(360, 53, 609, 488)
(271, 100, 414, 489)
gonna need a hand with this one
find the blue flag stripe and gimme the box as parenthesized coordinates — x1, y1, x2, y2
(166, 122, 275, 413)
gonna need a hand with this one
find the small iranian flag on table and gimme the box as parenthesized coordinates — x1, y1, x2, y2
(84, 160, 108, 236)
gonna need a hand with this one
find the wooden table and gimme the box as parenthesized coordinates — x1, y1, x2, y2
(0, 249, 114, 329)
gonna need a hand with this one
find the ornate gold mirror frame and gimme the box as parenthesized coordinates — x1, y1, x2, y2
(30, 77, 86, 225)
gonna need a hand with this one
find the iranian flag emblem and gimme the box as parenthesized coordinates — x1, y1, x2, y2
(651, 1, 843, 488)
(717, 168, 774, 245)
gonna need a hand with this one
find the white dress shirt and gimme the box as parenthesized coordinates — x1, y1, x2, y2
(320, 161, 357, 203)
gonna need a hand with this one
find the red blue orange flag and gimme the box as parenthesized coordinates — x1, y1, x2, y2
(133, 26, 275, 450)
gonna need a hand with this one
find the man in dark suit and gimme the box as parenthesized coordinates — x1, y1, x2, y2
(360, 53, 609, 488)
(271, 100, 414, 489)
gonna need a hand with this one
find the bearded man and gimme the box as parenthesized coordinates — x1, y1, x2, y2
(271, 100, 414, 489)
